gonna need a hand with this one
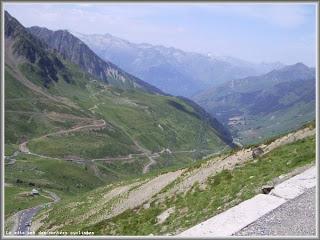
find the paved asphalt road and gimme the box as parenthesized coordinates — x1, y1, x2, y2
(15, 191, 60, 236)
(14, 190, 60, 236)
(235, 187, 316, 236)
(16, 206, 43, 235)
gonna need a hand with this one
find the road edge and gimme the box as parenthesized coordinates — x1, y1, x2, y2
(178, 165, 316, 237)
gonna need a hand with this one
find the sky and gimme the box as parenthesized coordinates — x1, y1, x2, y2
(4, 3, 317, 66)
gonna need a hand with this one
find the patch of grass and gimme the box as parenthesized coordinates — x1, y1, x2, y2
(4, 144, 18, 156)
(91, 90, 226, 153)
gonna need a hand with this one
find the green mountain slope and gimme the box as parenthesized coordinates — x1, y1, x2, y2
(5, 11, 232, 179)
(194, 63, 315, 145)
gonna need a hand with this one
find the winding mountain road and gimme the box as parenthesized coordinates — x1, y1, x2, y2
(16, 206, 42, 235)
(6, 108, 227, 176)
(142, 155, 157, 174)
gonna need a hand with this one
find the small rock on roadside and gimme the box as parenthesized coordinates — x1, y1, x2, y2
(262, 185, 274, 194)
(156, 207, 175, 224)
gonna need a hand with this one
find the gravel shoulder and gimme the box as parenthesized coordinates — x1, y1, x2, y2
(235, 187, 316, 236)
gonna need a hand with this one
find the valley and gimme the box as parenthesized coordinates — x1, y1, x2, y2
(3, 6, 316, 238)
(194, 63, 316, 144)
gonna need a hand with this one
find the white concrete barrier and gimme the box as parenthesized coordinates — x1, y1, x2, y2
(178, 194, 286, 237)
(270, 166, 316, 200)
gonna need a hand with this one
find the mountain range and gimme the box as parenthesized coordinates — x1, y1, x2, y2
(71, 31, 284, 97)
(194, 63, 316, 144)
(28, 26, 163, 94)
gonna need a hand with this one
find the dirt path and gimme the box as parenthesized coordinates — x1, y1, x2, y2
(73, 181, 144, 226)
(4, 118, 107, 177)
(7, 106, 221, 167)
(89, 161, 105, 180)
(13, 118, 106, 179)
(38, 119, 106, 139)
(101, 120, 157, 173)
(44, 191, 61, 203)
(143, 155, 157, 174)
(88, 104, 98, 113)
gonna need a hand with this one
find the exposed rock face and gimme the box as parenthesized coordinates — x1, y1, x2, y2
(252, 147, 264, 158)
(5, 11, 71, 87)
(156, 207, 176, 224)
(261, 185, 274, 194)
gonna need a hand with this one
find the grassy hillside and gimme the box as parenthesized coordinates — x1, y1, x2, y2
(4, 152, 106, 222)
(28, 26, 164, 94)
(7, 60, 228, 160)
(4, 12, 234, 226)
(4, 12, 236, 229)
(5, 61, 229, 213)
(5, 11, 232, 167)
(88, 136, 315, 235)
(32, 130, 315, 235)
(234, 101, 315, 144)
(5, 67, 86, 144)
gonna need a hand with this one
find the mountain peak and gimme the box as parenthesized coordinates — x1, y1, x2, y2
(280, 62, 310, 73)
(5, 10, 29, 39)
(5, 11, 72, 87)
(292, 62, 308, 68)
